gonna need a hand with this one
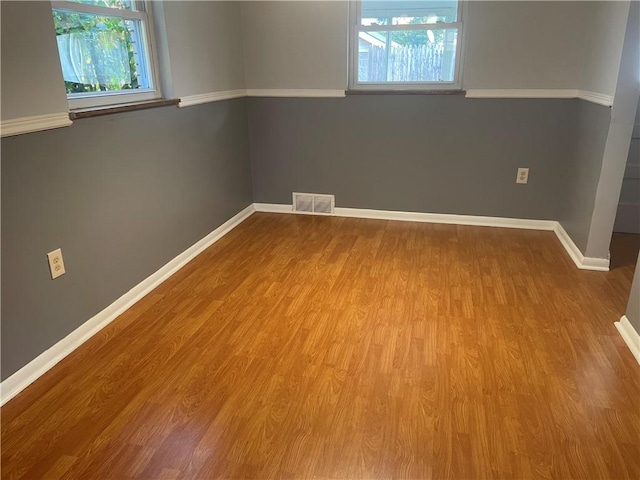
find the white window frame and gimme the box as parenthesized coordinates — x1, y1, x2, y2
(51, 0, 162, 109)
(349, 0, 465, 91)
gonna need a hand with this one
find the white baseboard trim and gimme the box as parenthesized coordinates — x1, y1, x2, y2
(255, 203, 610, 271)
(615, 315, 640, 365)
(254, 203, 294, 213)
(178, 90, 248, 108)
(255, 203, 550, 229)
(256, 203, 556, 230)
(0, 204, 256, 406)
(246, 89, 346, 98)
(1, 112, 72, 138)
(334, 207, 557, 230)
(257, 203, 556, 230)
(465, 89, 613, 107)
(553, 223, 610, 271)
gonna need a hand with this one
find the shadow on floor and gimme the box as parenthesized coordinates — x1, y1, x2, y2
(610, 232, 640, 270)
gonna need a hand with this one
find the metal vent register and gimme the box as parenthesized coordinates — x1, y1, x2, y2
(292, 193, 335, 215)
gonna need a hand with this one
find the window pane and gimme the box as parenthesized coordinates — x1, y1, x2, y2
(357, 28, 458, 83)
(391, 16, 442, 25)
(361, 0, 458, 25)
(65, 0, 134, 11)
(361, 17, 389, 26)
(53, 10, 150, 94)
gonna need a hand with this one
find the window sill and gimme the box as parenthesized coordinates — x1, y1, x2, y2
(69, 98, 180, 120)
(345, 89, 466, 96)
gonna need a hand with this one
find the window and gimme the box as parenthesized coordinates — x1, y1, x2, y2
(350, 0, 464, 90)
(51, 0, 160, 108)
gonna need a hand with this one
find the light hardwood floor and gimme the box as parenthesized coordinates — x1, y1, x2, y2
(2, 213, 639, 479)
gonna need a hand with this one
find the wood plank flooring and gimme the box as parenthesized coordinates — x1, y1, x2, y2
(2, 212, 639, 479)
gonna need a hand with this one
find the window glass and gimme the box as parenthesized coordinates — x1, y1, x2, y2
(353, 0, 462, 88)
(51, 0, 158, 107)
(361, 0, 458, 25)
(53, 9, 149, 94)
(65, 0, 134, 11)
(358, 28, 458, 83)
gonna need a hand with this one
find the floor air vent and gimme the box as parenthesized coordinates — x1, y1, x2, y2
(293, 192, 335, 215)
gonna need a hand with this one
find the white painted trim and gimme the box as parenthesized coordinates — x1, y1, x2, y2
(576, 90, 614, 107)
(553, 223, 610, 271)
(334, 207, 557, 230)
(178, 90, 247, 108)
(0, 112, 72, 138)
(255, 203, 610, 271)
(0, 205, 256, 406)
(580, 256, 611, 271)
(256, 204, 556, 229)
(615, 315, 640, 365)
(258, 203, 556, 229)
(178, 89, 347, 106)
(465, 89, 577, 99)
(465, 89, 613, 107)
(254, 203, 294, 214)
(175, 89, 613, 106)
(246, 89, 346, 98)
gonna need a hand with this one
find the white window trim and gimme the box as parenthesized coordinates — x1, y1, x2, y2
(51, 0, 162, 109)
(349, 0, 466, 91)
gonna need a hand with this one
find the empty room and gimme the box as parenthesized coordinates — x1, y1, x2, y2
(1, 0, 640, 478)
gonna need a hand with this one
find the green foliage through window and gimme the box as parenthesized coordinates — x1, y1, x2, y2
(53, 9, 142, 94)
(66, 0, 133, 10)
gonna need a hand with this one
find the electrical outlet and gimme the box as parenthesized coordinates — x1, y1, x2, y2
(47, 248, 66, 279)
(516, 167, 529, 184)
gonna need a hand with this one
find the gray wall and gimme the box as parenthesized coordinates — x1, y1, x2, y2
(0, 1, 68, 120)
(614, 101, 640, 234)
(239, 1, 627, 95)
(160, 1, 247, 97)
(626, 257, 640, 334)
(240, 1, 348, 90)
(1, 100, 253, 380)
(558, 101, 612, 253)
(248, 95, 604, 221)
(579, 1, 630, 98)
(0, 1, 248, 124)
(585, 0, 639, 259)
(463, 1, 589, 90)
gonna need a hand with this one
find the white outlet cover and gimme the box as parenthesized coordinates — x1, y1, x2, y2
(47, 248, 66, 279)
(516, 168, 529, 184)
